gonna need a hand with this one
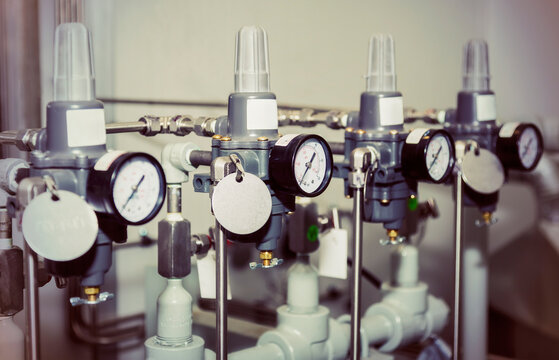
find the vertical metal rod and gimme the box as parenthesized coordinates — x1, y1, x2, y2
(215, 221, 227, 360)
(350, 187, 363, 360)
(23, 242, 40, 360)
(453, 171, 463, 360)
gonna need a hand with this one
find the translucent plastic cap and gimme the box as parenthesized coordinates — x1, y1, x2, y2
(54, 23, 95, 101)
(462, 39, 490, 91)
(234, 26, 270, 93)
(365, 34, 396, 92)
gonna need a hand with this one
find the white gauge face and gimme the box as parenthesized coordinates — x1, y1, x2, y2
(112, 157, 163, 223)
(425, 134, 452, 181)
(518, 127, 540, 169)
(293, 139, 328, 194)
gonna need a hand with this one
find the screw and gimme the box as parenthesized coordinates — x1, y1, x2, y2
(257, 136, 268, 141)
(221, 136, 232, 142)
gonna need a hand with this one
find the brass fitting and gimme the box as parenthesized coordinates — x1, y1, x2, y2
(356, 129, 366, 135)
(260, 251, 273, 267)
(345, 127, 354, 133)
(387, 229, 399, 243)
(84, 286, 100, 302)
(482, 211, 492, 225)
(389, 129, 399, 135)
(212, 134, 222, 140)
(380, 199, 390, 205)
(257, 136, 268, 141)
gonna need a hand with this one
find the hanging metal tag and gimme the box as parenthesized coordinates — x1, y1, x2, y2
(22, 190, 98, 261)
(211, 172, 272, 235)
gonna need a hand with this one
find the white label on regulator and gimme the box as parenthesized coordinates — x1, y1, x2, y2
(246, 99, 278, 130)
(476, 94, 497, 121)
(275, 134, 298, 147)
(379, 97, 404, 126)
(499, 122, 520, 138)
(405, 128, 428, 144)
(66, 109, 106, 147)
(318, 228, 348, 279)
(197, 249, 232, 299)
(93, 150, 127, 171)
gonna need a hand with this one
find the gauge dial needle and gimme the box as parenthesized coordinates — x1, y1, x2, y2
(299, 152, 316, 185)
(428, 146, 443, 171)
(522, 138, 533, 157)
(122, 175, 145, 210)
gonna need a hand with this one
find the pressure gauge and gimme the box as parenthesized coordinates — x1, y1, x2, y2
(402, 128, 455, 183)
(497, 123, 543, 171)
(87, 151, 166, 225)
(269, 134, 333, 197)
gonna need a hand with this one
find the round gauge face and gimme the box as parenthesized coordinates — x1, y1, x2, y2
(293, 138, 328, 195)
(425, 134, 453, 182)
(112, 156, 164, 224)
(518, 126, 541, 169)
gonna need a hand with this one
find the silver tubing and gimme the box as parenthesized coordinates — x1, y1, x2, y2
(453, 171, 463, 360)
(105, 121, 147, 134)
(350, 187, 363, 360)
(216, 221, 228, 360)
(23, 242, 40, 360)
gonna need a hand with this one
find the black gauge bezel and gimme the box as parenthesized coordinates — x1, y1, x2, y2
(87, 152, 166, 225)
(402, 129, 455, 183)
(496, 123, 543, 171)
(269, 134, 334, 197)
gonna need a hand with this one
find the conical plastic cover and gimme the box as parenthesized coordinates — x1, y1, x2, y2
(462, 39, 490, 91)
(54, 22, 95, 101)
(234, 26, 270, 93)
(366, 34, 396, 92)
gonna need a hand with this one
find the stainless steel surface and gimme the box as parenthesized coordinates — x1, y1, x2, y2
(350, 186, 364, 360)
(453, 170, 463, 360)
(211, 173, 272, 235)
(23, 242, 40, 360)
(329, 141, 345, 155)
(461, 148, 504, 194)
(215, 221, 228, 360)
(0, 0, 41, 159)
(167, 184, 181, 214)
(105, 121, 146, 134)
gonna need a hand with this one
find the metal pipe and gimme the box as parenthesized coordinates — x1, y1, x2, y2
(462, 207, 488, 360)
(23, 242, 40, 360)
(0, 130, 18, 145)
(189, 150, 213, 167)
(105, 121, 146, 134)
(453, 171, 463, 360)
(166, 184, 181, 214)
(329, 141, 345, 155)
(216, 221, 228, 360)
(350, 187, 363, 360)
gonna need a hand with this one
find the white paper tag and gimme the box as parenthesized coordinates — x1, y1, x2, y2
(405, 128, 428, 144)
(499, 122, 520, 138)
(93, 151, 127, 171)
(247, 99, 278, 130)
(379, 97, 404, 126)
(66, 109, 106, 147)
(275, 134, 298, 147)
(476, 94, 497, 121)
(197, 250, 232, 299)
(318, 228, 348, 279)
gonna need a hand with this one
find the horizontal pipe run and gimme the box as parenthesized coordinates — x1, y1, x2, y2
(189, 150, 212, 167)
(329, 141, 344, 155)
(105, 121, 147, 134)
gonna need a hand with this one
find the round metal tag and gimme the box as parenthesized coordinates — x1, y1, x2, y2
(211, 173, 272, 235)
(461, 148, 505, 194)
(22, 190, 98, 261)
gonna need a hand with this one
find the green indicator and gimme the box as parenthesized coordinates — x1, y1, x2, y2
(306, 225, 319, 242)
(408, 196, 419, 211)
